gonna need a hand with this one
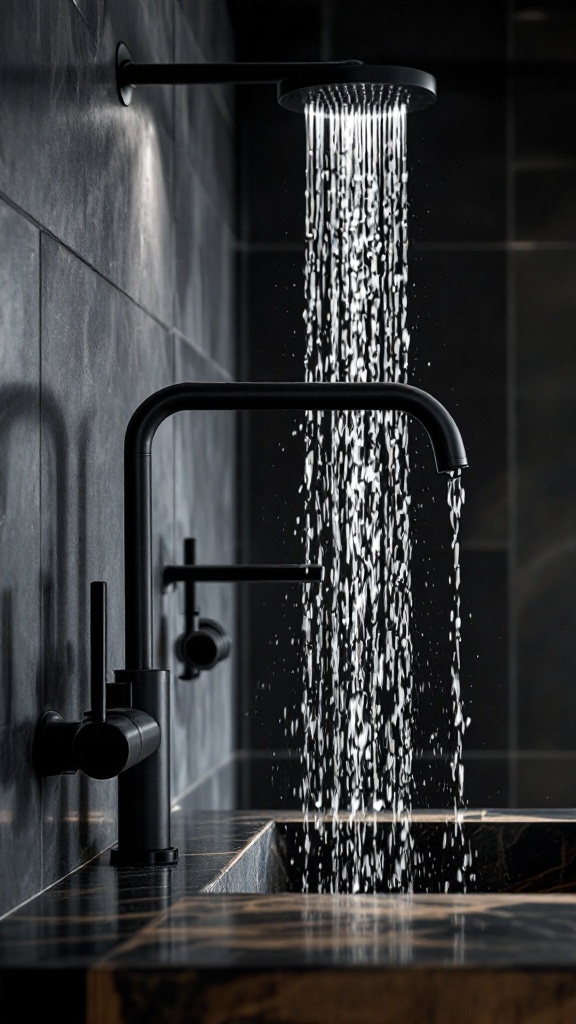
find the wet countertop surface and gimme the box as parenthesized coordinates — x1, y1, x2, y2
(4, 807, 576, 1023)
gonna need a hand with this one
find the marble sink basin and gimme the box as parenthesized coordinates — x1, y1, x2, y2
(204, 814, 576, 895)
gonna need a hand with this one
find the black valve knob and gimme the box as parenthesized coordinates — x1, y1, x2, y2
(33, 581, 161, 780)
(72, 708, 161, 780)
(177, 617, 232, 672)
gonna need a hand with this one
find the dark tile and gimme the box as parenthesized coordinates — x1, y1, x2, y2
(516, 251, 576, 398)
(68, 0, 107, 45)
(408, 70, 506, 243)
(517, 757, 576, 807)
(516, 394, 576, 750)
(409, 251, 507, 391)
(327, 1, 507, 65)
(40, 236, 174, 885)
(513, 65, 576, 163)
(174, 3, 236, 228)
(0, 0, 175, 323)
(516, 396, 576, 559)
(461, 756, 510, 807)
(228, 0, 323, 61)
(411, 549, 508, 756)
(239, 247, 309, 750)
(513, 1, 576, 62)
(237, 87, 307, 245)
(241, 581, 306, 752)
(409, 250, 507, 547)
(516, 169, 576, 241)
(174, 159, 236, 371)
(242, 251, 306, 379)
(172, 757, 238, 812)
(516, 534, 576, 750)
(0, 201, 41, 917)
(178, 0, 235, 62)
(237, 753, 303, 810)
(171, 339, 237, 801)
(413, 755, 509, 809)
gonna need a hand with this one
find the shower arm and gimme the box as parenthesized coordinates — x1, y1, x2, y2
(112, 380, 466, 867)
(120, 58, 364, 86)
(115, 44, 437, 111)
(116, 43, 363, 104)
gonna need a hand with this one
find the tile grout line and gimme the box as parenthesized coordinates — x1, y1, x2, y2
(38, 226, 44, 893)
(0, 187, 237, 380)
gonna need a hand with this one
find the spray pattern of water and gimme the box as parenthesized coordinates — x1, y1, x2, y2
(296, 92, 471, 893)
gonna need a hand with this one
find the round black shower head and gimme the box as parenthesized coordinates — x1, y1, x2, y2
(277, 65, 436, 113)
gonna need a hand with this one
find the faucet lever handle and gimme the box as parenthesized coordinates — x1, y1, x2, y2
(90, 581, 107, 723)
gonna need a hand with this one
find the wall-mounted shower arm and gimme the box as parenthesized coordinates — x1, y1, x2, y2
(120, 59, 364, 86)
(116, 43, 436, 111)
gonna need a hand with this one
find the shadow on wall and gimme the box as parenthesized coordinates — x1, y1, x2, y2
(0, 381, 75, 824)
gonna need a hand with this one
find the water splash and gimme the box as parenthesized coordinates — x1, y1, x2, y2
(446, 470, 473, 890)
(299, 94, 412, 893)
(297, 93, 470, 894)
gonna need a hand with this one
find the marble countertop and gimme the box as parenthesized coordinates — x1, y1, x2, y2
(3, 807, 576, 1023)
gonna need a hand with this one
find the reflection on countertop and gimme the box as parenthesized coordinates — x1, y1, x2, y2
(3, 807, 576, 1023)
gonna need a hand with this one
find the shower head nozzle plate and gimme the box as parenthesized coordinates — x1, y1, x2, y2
(277, 65, 436, 113)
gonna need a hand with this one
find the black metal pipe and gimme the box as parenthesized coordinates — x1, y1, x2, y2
(162, 564, 324, 587)
(119, 60, 363, 88)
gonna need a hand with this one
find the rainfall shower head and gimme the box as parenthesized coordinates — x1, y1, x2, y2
(277, 65, 436, 113)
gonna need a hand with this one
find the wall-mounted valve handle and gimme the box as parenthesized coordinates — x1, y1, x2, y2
(177, 617, 232, 672)
(165, 537, 324, 681)
(33, 582, 161, 780)
(72, 582, 161, 779)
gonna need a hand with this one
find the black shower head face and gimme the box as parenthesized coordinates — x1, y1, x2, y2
(277, 65, 436, 114)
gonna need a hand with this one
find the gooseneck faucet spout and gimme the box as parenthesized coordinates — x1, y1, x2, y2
(112, 380, 467, 867)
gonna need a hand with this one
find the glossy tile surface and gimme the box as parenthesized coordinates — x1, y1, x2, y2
(39, 237, 174, 882)
(0, 200, 42, 916)
(171, 340, 236, 805)
(0, 0, 237, 918)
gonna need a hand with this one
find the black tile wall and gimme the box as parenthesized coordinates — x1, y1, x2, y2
(326, 1, 507, 65)
(39, 236, 175, 882)
(0, 0, 237, 917)
(0, 0, 175, 323)
(171, 340, 237, 805)
(0, 201, 42, 912)
(516, 757, 576, 808)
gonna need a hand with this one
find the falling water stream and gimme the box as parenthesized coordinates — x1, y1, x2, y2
(297, 91, 470, 893)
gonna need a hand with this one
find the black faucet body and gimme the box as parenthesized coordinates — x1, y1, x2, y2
(112, 381, 467, 867)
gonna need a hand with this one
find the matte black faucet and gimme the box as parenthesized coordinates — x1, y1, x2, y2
(34, 381, 467, 868)
(111, 381, 466, 866)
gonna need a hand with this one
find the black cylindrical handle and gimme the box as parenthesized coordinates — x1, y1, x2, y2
(72, 708, 161, 780)
(179, 617, 231, 672)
